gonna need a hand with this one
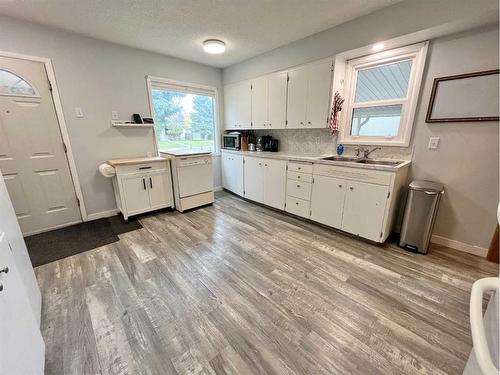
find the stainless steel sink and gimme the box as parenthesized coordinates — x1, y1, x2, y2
(320, 156, 362, 162)
(320, 155, 402, 167)
(356, 159, 402, 166)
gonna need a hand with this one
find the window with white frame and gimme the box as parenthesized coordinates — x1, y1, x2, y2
(147, 76, 219, 152)
(339, 42, 428, 146)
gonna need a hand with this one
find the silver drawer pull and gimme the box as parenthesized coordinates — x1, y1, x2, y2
(350, 187, 354, 191)
(338, 184, 342, 188)
(297, 176, 301, 179)
(295, 202, 299, 205)
(139, 166, 152, 170)
(297, 185, 300, 188)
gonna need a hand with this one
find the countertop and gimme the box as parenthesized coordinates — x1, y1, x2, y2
(106, 156, 171, 167)
(160, 149, 212, 157)
(221, 149, 411, 172)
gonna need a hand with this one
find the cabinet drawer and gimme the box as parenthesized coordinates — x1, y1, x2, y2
(313, 164, 392, 185)
(287, 171, 313, 183)
(286, 179, 312, 201)
(286, 196, 310, 218)
(116, 161, 169, 175)
(288, 162, 313, 174)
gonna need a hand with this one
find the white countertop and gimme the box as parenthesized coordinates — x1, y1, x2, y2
(160, 149, 212, 157)
(221, 149, 411, 172)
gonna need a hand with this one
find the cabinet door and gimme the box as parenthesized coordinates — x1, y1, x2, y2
(310, 175, 346, 228)
(222, 153, 244, 196)
(121, 175, 151, 214)
(251, 76, 268, 129)
(341, 181, 389, 242)
(148, 172, 173, 209)
(0, 233, 45, 375)
(286, 67, 307, 128)
(243, 157, 264, 203)
(224, 84, 238, 130)
(263, 159, 287, 210)
(235, 81, 252, 129)
(268, 72, 287, 129)
(306, 60, 332, 128)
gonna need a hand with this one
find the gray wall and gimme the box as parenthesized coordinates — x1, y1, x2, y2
(223, 5, 499, 250)
(410, 28, 499, 249)
(0, 16, 223, 217)
(224, 0, 498, 84)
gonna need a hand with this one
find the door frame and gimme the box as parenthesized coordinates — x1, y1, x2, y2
(0, 50, 87, 223)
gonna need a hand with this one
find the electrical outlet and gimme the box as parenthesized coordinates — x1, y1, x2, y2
(75, 107, 83, 118)
(111, 110, 119, 120)
(428, 136, 440, 150)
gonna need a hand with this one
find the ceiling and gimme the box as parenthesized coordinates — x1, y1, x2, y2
(0, 0, 402, 68)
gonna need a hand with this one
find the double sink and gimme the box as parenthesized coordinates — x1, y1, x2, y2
(320, 155, 402, 167)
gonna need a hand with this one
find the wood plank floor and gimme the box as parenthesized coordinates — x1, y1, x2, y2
(36, 191, 497, 375)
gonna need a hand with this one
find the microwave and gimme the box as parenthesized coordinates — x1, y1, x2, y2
(222, 132, 241, 150)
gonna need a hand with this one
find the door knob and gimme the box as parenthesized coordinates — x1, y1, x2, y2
(0, 266, 8, 274)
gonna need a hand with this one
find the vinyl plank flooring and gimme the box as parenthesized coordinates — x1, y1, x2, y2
(37, 190, 497, 375)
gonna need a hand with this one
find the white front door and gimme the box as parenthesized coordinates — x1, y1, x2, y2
(0, 232, 45, 374)
(0, 56, 81, 235)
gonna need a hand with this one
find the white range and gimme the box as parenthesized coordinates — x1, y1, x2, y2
(160, 149, 214, 212)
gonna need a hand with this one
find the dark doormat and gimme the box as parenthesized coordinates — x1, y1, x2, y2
(25, 215, 142, 267)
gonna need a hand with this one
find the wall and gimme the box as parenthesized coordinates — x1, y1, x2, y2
(0, 16, 223, 218)
(223, 0, 498, 84)
(224, 5, 499, 251)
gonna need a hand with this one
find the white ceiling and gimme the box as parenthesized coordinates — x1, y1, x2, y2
(0, 0, 402, 68)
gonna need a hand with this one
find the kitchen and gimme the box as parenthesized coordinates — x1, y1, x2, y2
(0, 1, 498, 374)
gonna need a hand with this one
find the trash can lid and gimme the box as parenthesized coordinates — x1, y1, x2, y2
(409, 180, 444, 193)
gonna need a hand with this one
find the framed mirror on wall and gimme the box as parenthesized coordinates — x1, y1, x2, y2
(426, 69, 499, 123)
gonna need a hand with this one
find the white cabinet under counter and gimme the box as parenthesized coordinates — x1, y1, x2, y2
(107, 156, 174, 221)
(221, 149, 409, 243)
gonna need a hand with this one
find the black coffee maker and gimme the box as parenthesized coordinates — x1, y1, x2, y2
(262, 136, 279, 152)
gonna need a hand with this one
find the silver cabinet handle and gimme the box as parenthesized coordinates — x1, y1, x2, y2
(142, 178, 146, 190)
(350, 186, 354, 191)
(0, 266, 8, 274)
(298, 167, 301, 170)
(338, 184, 342, 188)
(308, 121, 311, 125)
(258, 162, 262, 166)
(269, 123, 272, 127)
(297, 175, 301, 179)
(295, 202, 299, 205)
(300, 121, 304, 125)
(265, 164, 268, 167)
(149, 177, 153, 189)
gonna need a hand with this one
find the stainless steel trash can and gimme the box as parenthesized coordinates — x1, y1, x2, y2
(399, 180, 444, 254)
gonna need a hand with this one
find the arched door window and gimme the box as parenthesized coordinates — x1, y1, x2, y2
(0, 69, 38, 96)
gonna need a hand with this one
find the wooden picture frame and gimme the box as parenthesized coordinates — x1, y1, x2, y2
(425, 69, 499, 123)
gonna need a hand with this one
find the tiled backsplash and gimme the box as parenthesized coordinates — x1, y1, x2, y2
(254, 128, 413, 160)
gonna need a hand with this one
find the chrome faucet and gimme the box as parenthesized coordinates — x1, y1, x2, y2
(363, 147, 381, 158)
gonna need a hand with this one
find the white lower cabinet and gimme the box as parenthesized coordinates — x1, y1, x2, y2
(112, 160, 174, 220)
(222, 153, 244, 196)
(243, 156, 286, 210)
(310, 175, 346, 228)
(222, 151, 407, 243)
(341, 181, 389, 241)
(243, 156, 264, 203)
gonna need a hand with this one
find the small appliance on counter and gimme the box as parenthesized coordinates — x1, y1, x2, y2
(222, 132, 241, 150)
(257, 135, 279, 152)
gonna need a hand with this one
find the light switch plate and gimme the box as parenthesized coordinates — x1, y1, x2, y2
(111, 110, 119, 120)
(428, 136, 440, 150)
(75, 107, 83, 118)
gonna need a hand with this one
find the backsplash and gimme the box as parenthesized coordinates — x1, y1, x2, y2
(254, 128, 413, 160)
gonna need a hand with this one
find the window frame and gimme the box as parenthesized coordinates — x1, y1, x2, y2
(146, 75, 221, 155)
(0, 67, 40, 98)
(338, 42, 428, 147)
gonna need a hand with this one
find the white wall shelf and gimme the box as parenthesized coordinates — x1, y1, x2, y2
(111, 121, 154, 128)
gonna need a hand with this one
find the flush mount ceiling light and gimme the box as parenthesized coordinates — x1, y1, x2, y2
(372, 43, 385, 52)
(203, 39, 226, 54)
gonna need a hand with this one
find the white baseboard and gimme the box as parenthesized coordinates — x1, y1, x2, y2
(86, 208, 120, 221)
(214, 186, 223, 192)
(431, 235, 488, 258)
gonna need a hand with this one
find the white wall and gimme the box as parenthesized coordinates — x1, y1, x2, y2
(0, 16, 223, 217)
(222, 1, 499, 251)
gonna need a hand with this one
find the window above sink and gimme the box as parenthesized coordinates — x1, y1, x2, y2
(337, 42, 428, 147)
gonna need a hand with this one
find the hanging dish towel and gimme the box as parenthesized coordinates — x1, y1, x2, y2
(329, 91, 345, 134)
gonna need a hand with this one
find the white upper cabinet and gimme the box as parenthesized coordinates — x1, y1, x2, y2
(286, 67, 308, 128)
(267, 72, 287, 129)
(287, 59, 333, 129)
(251, 76, 268, 129)
(306, 60, 333, 128)
(251, 73, 287, 130)
(224, 80, 251, 129)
